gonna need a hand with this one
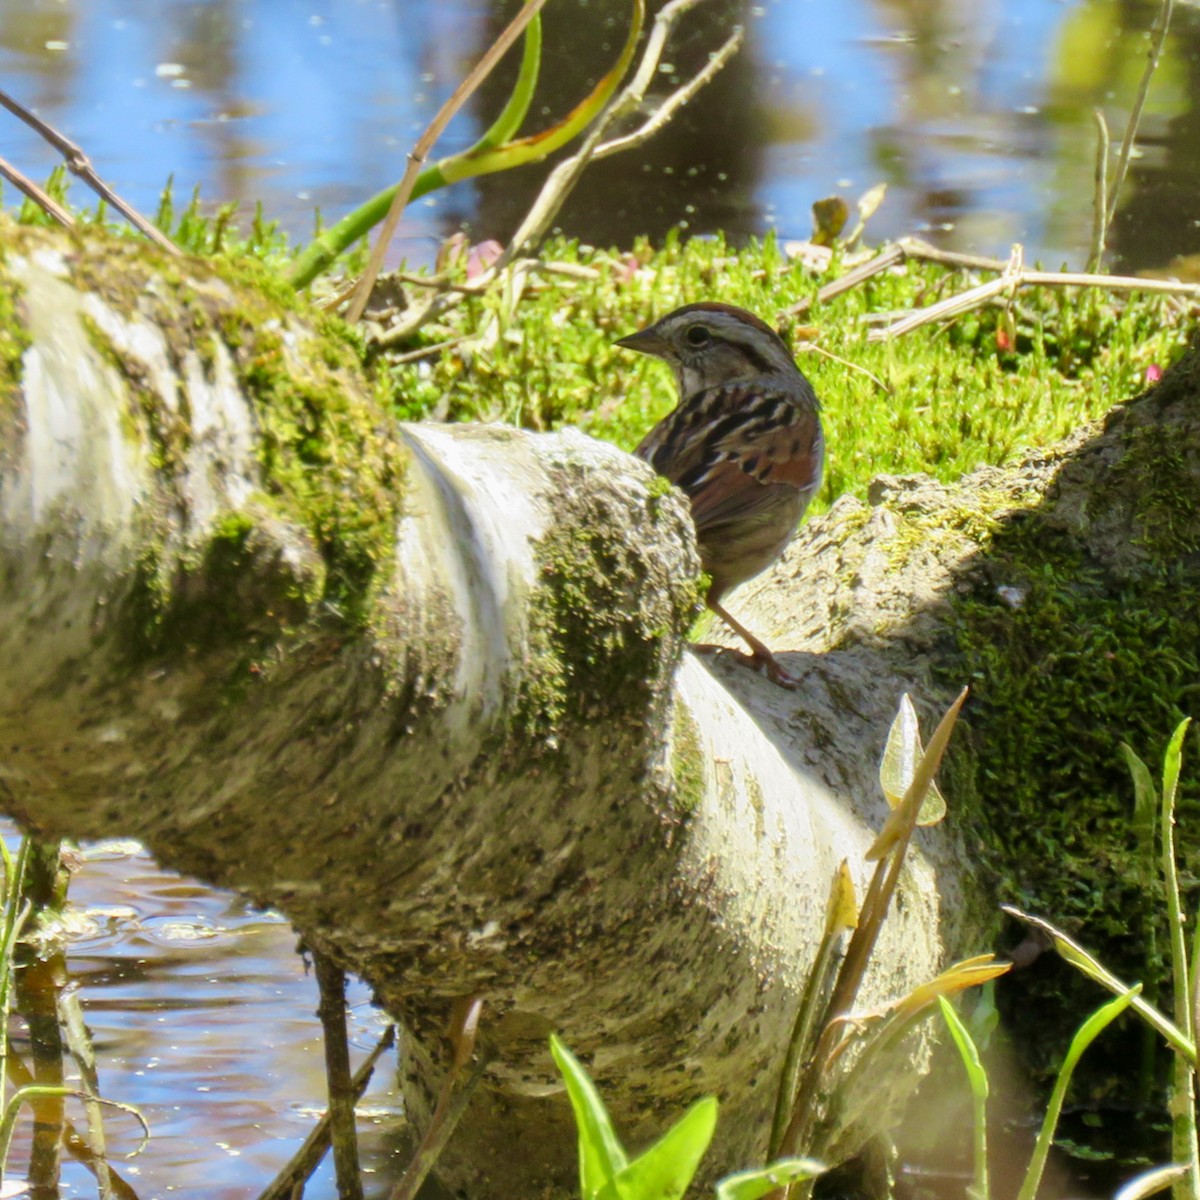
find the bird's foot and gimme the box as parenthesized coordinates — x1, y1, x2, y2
(692, 643, 799, 690)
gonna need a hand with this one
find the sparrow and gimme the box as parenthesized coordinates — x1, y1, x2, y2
(617, 302, 824, 688)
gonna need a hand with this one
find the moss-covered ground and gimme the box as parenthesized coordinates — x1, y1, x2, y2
(375, 230, 1192, 514)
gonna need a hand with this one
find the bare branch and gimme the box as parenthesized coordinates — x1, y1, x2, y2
(0, 155, 75, 229)
(593, 28, 743, 162)
(870, 259, 1200, 341)
(501, 0, 742, 261)
(0, 85, 181, 255)
(345, 0, 549, 324)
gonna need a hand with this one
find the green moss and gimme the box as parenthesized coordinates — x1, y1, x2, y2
(515, 463, 701, 742)
(52, 229, 401, 650)
(937, 482, 1200, 1091)
(379, 234, 1192, 517)
(1104, 419, 1200, 559)
(229, 317, 402, 621)
(0, 258, 29, 407)
(883, 487, 1025, 573)
(518, 521, 663, 736)
(669, 701, 706, 816)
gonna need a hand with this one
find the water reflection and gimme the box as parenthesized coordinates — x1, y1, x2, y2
(6, 831, 403, 1199)
(0, 1, 1196, 271)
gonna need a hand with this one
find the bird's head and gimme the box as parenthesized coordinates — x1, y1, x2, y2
(615, 302, 799, 395)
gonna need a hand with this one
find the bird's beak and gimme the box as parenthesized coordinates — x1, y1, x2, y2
(614, 326, 668, 357)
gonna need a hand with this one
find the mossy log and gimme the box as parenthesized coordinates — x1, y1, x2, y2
(0, 221, 1191, 1190)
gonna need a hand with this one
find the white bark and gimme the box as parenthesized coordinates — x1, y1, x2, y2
(0, 227, 960, 1194)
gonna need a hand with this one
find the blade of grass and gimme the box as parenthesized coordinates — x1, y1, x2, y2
(1116, 1164, 1191, 1200)
(938, 996, 990, 1200)
(0, 156, 74, 228)
(462, 14, 543, 156)
(443, 0, 644, 182)
(1003, 907, 1195, 1063)
(716, 1160, 826, 1200)
(1087, 108, 1110, 272)
(1158, 718, 1199, 1197)
(1106, 0, 1175, 228)
(1016, 987, 1140, 1200)
(769, 862, 856, 1160)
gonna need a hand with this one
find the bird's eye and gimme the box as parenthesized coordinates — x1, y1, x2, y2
(685, 325, 710, 347)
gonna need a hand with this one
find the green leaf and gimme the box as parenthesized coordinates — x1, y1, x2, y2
(715, 1159, 826, 1200)
(939, 996, 990, 1200)
(1002, 905, 1195, 1063)
(286, 0, 644, 289)
(598, 1097, 717, 1200)
(869, 687, 965, 860)
(1016, 986, 1141, 1200)
(464, 14, 544, 155)
(878, 693, 946, 826)
(550, 1035, 628, 1197)
(938, 996, 988, 1099)
(1161, 717, 1191, 816)
(1120, 742, 1157, 858)
(447, 0, 645, 181)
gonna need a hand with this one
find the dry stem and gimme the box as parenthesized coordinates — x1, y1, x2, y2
(0, 155, 75, 229)
(0, 85, 180, 255)
(369, 0, 740, 347)
(503, 0, 743, 260)
(345, 0, 549, 324)
(255, 1025, 396, 1200)
(779, 235, 1200, 340)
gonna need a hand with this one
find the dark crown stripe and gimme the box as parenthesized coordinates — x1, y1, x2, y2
(671, 301, 783, 343)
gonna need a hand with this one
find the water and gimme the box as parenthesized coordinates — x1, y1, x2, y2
(6, 832, 406, 1199)
(0, 1, 1196, 273)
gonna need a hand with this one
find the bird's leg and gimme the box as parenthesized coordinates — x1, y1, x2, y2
(707, 600, 799, 690)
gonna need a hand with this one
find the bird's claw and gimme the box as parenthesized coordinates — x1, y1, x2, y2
(692, 644, 800, 690)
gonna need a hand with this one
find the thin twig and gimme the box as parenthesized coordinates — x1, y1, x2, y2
(386, 997, 486, 1200)
(5, 1041, 140, 1200)
(313, 951, 364, 1200)
(387, 1057, 489, 1200)
(781, 238, 1010, 317)
(502, 0, 741, 262)
(1106, 0, 1175, 228)
(0, 85, 181, 254)
(256, 1024, 396, 1200)
(352, 0, 738, 348)
(1087, 108, 1110, 273)
(800, 341, 892, 395)
(345, 0, 550, 324)
(385, 336, 470, 364)
(0, 156, 74, 228)
(59, 984, 114, 1200)
(371, 256, 595, 347)
(775, 690, 968, 1172)
(870, 261, 1200, 341)
(363, 0, 734, 345)
(594, 24, 743, 161)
